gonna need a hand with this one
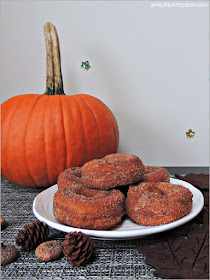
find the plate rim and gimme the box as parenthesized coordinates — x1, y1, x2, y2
(33, 178, 204, 240)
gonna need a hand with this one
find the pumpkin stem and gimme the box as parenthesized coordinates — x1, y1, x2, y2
(43, 22, 65, 95)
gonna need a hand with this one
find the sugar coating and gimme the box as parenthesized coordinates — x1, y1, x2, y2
(81, 153, 145, 189)
(126, 182, 193, 226)
(143, 166, 170, 183)
(58, 167, 83, 191)
(54, 166, 125, 230)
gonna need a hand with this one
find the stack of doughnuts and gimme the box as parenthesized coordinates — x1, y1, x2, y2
(53, 153, 193, 230)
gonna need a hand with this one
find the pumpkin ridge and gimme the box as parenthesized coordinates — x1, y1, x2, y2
(1, 95, 26, 184)
(78, 95, 101, 159)
(58, 96, 74, 168)
(96, 99, 118, 153)
(58, 95, 68, 171)
(78, 95, 105, 157)
(104, 101, 118, 152)
(43, 96, 51, 186)
(72, 96, 87, 164)
(24, 95, 45, 187)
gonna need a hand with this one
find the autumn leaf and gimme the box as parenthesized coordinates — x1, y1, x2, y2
(137, 227, 209, 279)
(175, 174, 209, 192)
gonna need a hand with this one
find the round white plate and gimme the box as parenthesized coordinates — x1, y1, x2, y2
(33, 178, 204, 240)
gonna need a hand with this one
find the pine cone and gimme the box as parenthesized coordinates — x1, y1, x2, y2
(16, 220, 49, 251)
(62, 231, 95, 266)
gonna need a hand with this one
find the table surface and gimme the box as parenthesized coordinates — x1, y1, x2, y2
(0, 171, 206, 280)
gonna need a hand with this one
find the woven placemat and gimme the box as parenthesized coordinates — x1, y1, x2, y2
(2, 175, 207, 280)
(1, 178, 159, 280)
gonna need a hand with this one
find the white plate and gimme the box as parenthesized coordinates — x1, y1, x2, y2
(33, 178, 204, 240)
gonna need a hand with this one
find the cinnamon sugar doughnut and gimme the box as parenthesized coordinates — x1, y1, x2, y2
(143, 166, 170, 183)
(126, 182, 193, 226)
(53, 183, 125, 230)
(81, 153, 145, 189)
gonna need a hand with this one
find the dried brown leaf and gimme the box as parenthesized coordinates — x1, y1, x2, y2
(138, 226, 209, 279)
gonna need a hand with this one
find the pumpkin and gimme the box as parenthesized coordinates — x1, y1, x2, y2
(1, 22, 119, 188)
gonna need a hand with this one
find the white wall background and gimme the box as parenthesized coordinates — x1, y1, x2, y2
(0, 1, 209, 166)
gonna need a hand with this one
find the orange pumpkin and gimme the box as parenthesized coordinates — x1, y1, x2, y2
(1, 23, 119, 188)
